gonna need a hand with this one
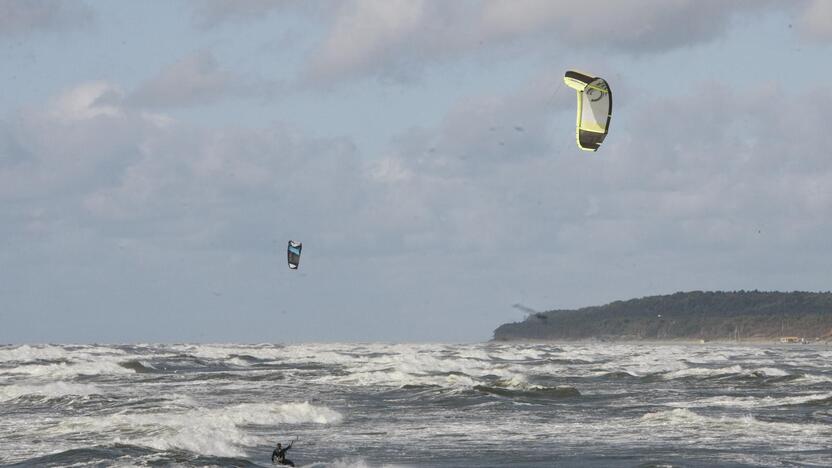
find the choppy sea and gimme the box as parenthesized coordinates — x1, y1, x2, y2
(1, 342, 831, 467)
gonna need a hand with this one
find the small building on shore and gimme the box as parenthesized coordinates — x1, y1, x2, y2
(780, 336, 804, 343)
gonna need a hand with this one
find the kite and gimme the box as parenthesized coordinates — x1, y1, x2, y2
(563, 70, 612, 151)
(287, 240, 302, 270)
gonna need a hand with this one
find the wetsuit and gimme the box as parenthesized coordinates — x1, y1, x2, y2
(271, 442, 294, 466)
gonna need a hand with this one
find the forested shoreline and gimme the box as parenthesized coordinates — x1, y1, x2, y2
(493, 291, 832, 342)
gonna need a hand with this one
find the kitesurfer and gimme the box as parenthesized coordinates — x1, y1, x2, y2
(272, 440, 295, 466)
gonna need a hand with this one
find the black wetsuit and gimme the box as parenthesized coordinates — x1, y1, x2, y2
(271, 442, 294, 466)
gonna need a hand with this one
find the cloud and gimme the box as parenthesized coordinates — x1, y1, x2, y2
(380, 66, 586, 172)
(797, 0, 832, 41)
(187, 1, 811, 87)
(79, 124, 363, 253)
(0, 0, 93, 37)
(368, 79, 832, 261)
(127, 51, 245, 109)
(0, 82, 151, 203)
(303, 0, 782, 84)
(0, 80, 366, 261)
(304, 0, 434, 83)
(3, 75, 831, 341)
(189, 0, 296, 29)
(49, 81, 125, 121)
(477, 0, 775, 52)
(125, 50, 282, 109)
(6, 75, 831, 262)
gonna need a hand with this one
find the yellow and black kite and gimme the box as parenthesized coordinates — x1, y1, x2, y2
(563, 70, 612, 152)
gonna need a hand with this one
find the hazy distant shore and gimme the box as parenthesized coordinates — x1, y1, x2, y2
(491, 337, 832, 346)
(493, 291, 832, 343)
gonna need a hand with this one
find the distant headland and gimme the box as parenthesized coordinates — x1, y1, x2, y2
(493, 291, 832, 343)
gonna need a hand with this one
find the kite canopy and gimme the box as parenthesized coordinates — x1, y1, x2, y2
(563, 70, 612, 152)
(287, 240, 302, 270)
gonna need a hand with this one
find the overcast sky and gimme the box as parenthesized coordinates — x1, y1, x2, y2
(2, 1, 831, 343)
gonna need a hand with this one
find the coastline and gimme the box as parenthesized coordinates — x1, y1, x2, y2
(490, 337, 832, 346)
(492, 291, 832, 343)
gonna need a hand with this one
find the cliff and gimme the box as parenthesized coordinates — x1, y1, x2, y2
(493, 291, 832, 342)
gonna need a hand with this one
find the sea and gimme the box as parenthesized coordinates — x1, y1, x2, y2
(1, 342, 831, 467)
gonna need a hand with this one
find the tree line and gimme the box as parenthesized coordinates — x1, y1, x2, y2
(493, 291, 832, 341)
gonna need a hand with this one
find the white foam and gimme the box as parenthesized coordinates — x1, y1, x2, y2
(753, 367, 790, 377)
(0, 344, 127, 363)
(640, 407, 831, 438)
(0, 359, 134, 378)
(662, 365, 744, 379)
(666, 392, 832, 409)
(49, 401, 343, 458)
(642, 408, 716, 424)
(495, 374, 532, 389)
(0, 344, 72, 362)
(0, 382, 103, 402)
(796, 373, 832, 384)
(226, 356, 257, 367)
(300, 458, 410, 468)
(4, 342, 832, 465)
(169, 344, 285, 361)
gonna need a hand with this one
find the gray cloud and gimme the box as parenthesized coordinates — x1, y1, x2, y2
(370, 79, 832, 265)
(4, 72, 831, 341)
(0, 81, 364, 256)
(4, 2, 829, 343)
(127, 51, 238, 109)
(184, 1, 821, 89)
(0, 82, 138, 201)
(1, 81, 379, 342)
(125, 50, 282, 109)
(303, 0, 787, 84)
(476, 0, 778, 52)
(0, 0, 93, 37)
(189, 0, 297, 29)
(797, 0, 832, 41)
(186, 1, 816, 87)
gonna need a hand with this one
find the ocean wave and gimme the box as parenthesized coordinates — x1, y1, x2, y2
(140, 402, 343, 457)
(0, 344, 83, 363)
(639, 407, 832, 437)
(665, 392, 832, 409)
(474, 384, 581, 399)
(591, 370, 641, 379)
(641, 408, 756, 426)
(793, 395, 832, 407)
(4, 443, 259, 468)
(300, 457, 410, 468)
(5, 342, 832, 465)
(43, 401, 343, 458)
(324, 368, 483, 389)
(0, 382, 103, 402)
(0, 359, 135, 378)
(661, 365, 794, 381)
(119, 359, 158, 373)
(3, 444, 157, 468)
(794, 373, 832, 385)
(0, 344, 128, 364)
(227, 354, 263, 366)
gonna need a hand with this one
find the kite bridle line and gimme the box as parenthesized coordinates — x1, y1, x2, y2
(545, 75, 575, 157)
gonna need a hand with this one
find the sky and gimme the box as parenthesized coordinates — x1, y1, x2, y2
(2, 0, 831, 344)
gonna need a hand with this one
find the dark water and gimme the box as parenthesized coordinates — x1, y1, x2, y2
(1, 343, 831, 467)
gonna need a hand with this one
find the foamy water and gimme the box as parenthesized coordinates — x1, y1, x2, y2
(1, 343, 830, 467)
